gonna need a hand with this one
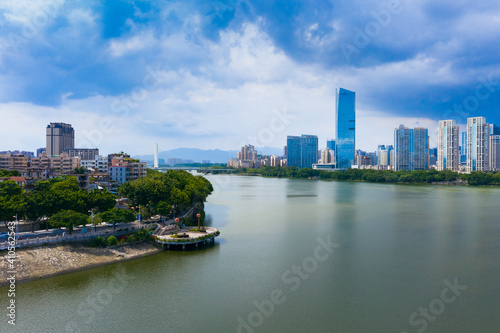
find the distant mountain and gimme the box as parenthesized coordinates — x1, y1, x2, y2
(134, 147, 283, 163)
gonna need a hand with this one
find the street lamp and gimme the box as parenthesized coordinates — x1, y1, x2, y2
(175, 217, 179, 228)
(138, 204, 141, 229)
(196, 213, 201, 231)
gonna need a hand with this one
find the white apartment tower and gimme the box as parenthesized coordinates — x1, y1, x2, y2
(466, 117, 490, 172)
(437, 120, 459, 171)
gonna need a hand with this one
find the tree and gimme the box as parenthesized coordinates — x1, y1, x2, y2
(0, 180, 26, 228)
(155, 201, 171, 221)
(98, 208, 136, 228)
(49, 210, 88, 235)
(87, 189, 116, 213)
(88, 214, 102, 232)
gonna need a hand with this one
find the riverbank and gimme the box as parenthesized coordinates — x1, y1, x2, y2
(0, 241, 162, 286)
(226, 166, 500, 186)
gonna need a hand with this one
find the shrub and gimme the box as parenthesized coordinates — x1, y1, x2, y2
(89, 236, 107, 248)
(107, 235, 118, 246)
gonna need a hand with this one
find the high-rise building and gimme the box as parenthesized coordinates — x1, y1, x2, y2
(394, 125, 429, 171)
(489, 124, 500, 135)
(238, 145, 257, 161)
(489, 135, 500, 171)
(460, 131, 467, 166)
(320, 148, 335, 164)
(376, 145, 393, 166)
(326, 139, 336, 150)
(301, 135, 318, 168)
(286, 135, 318, 168)
(335, 88, 355, 170)
(437, 120, 459, 171)
(466, 117, 490, 172)
(46, 123, 74, 157)
(286, 136, 301, 167)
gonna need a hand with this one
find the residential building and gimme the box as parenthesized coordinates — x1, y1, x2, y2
(394, 125, 429, 171)
(335, 88, 356, 170)
(109, 154, 147, 185)
(270, 155, 281, 167)
(437, 120, 459, 171)
(466, 117, 490, 172)
(320, 148, 335, 164)
(490, 135, 500, 171)
(0, 153, 29, 170)
(65, 148, 99, 160)
(376, 145, 393, 167)
(460, 132, 467, 166)
(168, 158, 183, 166)
(81, 155, 109, 173)
(46, 122, 74, 156)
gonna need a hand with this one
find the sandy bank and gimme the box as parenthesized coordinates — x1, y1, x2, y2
(0, 242, 162, 286)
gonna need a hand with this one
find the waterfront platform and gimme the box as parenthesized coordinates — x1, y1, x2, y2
(153, 226, 220, 249)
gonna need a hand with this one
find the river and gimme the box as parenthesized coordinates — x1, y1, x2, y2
(2, 175, 500, 332)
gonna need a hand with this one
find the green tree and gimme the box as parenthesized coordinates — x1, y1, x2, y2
(0, 180, 26, 228)
(49, 210, 88, 235)
(155, 201, 171, 221)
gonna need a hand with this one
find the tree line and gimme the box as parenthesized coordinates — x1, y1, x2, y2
(119, 169, 213, 223)
(230, 166, 500, 186)
(0, 169, 214, 234)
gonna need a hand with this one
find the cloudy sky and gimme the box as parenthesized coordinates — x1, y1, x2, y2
(1, 0, 500, 155)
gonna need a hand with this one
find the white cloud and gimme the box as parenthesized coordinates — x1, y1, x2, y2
(0, 21, 460, 155)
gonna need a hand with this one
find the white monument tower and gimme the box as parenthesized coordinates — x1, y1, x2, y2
(154, 143, 159, 168)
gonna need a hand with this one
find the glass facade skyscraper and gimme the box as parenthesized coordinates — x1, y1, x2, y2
(335, 88, 355, 170)
(326, 139, 335, 151)
(300, 135, 319, 168)
(287, 136, 301, 167)
(286, 135, 318, 168)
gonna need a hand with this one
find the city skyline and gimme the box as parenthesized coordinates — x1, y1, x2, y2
(1, 1, 500, 155)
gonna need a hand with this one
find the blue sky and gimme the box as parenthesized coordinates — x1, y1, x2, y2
(1, 0, 500, 155)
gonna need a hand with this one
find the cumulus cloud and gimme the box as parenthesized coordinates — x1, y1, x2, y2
(1, 0, 500, 154)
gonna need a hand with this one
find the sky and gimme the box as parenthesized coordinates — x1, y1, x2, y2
(1, 0, 500, 156)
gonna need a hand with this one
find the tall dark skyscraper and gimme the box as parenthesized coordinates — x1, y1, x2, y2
(335, 88, 355, 170)
(46, 122, 75, 157)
